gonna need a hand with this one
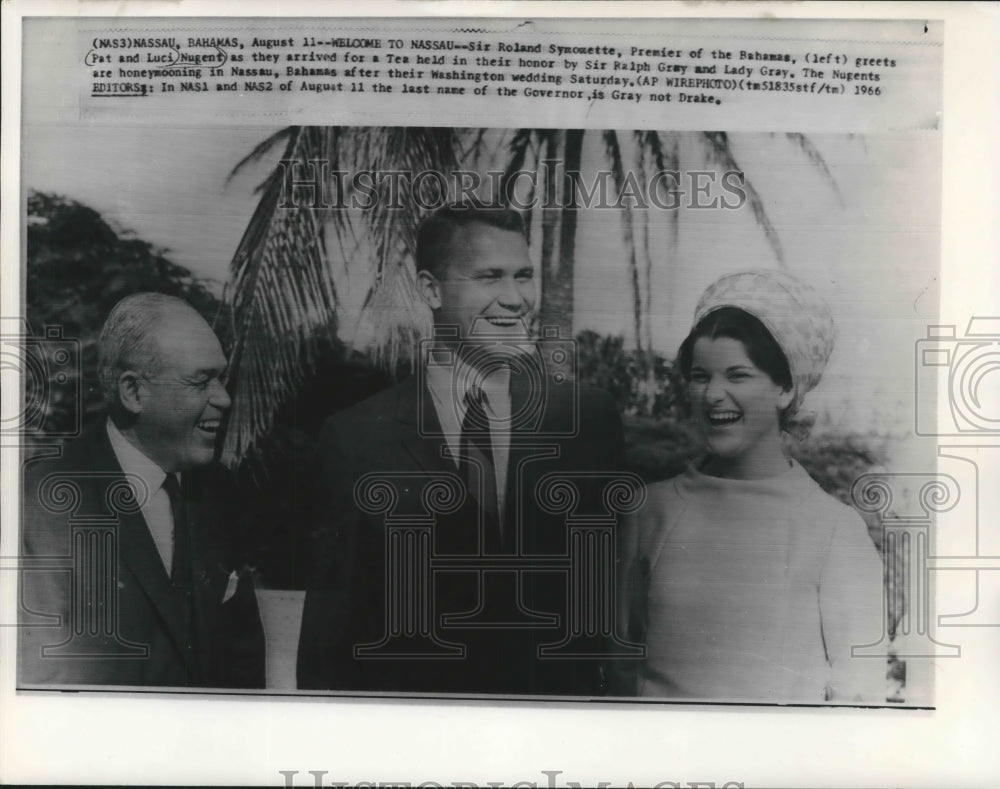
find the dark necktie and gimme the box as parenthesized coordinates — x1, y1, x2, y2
(460, 386, 500, 550)
(162, 474, 192, 589)
(161, 473, 200, 681)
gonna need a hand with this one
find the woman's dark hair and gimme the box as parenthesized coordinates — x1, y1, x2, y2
(677, 307, 793, 391)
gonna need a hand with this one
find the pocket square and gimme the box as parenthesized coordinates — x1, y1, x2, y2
(222, 570, 240, 604)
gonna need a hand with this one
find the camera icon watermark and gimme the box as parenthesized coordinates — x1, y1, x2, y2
(0, 317, 82, 443)
(417, 321, 579, 439)
(915, 317, 1000, 435)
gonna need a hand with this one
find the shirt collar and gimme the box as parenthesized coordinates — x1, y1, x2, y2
(425, 350, 511, 420)
(106, 418, 172, 496)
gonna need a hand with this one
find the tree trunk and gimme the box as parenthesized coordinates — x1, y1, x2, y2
(541, 129, 583, 340)
(538, 131, 562, 336)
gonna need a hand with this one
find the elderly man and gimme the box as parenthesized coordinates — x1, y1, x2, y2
(19, 293, 265, 688)
(297, 205, 627, 696)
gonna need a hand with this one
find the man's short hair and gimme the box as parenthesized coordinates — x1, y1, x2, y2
(97, 292, 194, 406)
(416, 203, 526, 277)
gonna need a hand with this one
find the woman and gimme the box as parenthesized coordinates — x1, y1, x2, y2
(618, 270, 886, 703)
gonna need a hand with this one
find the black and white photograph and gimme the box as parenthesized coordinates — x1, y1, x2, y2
(16, 124, 938, 705)
(2, 5, 998, 788)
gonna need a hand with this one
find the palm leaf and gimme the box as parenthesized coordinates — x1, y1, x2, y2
(222, 126, 839, 466)
(700, 131, 785, 267)
(225, 127, 296, 189)
(500, 128, 535, 209)
(785, 132, 844, 206)
(222, 127, 338, 467)
(641, 130, 680, 350)
(347, 127, 460, 369)
(604, 131, 641, 351)
(222, 126, 462, 466)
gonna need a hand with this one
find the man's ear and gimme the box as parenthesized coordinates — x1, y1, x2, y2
(116, 371, 145, 416)
(416, 268, 442, 311)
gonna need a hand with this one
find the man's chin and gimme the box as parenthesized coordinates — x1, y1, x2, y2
(185, 439, 218, 468)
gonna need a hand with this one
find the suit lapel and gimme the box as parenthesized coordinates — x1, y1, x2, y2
(117, 507, 198, 677)
(92, 427, 199, 680)
(183, 469, 228, 682)
(397, 376, 456, 475)
(486, 368, 543, 553)
(504, 374, 569, 552)
(402, 365, 557, 550)
(396, 374, 494, 554)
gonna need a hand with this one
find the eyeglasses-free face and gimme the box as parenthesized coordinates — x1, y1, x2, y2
(688, 335, 793, 479)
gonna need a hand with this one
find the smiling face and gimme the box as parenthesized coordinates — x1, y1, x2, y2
(418, 221, 536, 360)
(688, 335, 794, 479)
(128, 307, 231, 472)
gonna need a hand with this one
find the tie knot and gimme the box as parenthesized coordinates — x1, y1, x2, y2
(463, 386, 492, 431)
(465, 384, 487, 407)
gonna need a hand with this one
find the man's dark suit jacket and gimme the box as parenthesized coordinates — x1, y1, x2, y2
(18, 424, 266, 688)
(297, 372, 626, 696)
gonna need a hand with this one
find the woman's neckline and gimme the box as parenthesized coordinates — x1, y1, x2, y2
(693, 454, 796, 481)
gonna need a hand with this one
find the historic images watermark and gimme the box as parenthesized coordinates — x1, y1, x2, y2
(277, 770, 744, 788)
(277, 162, 749, 212)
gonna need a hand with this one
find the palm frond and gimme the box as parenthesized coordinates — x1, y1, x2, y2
(501, 128, 535, 206)
(349, 127, 461, 369)
(222, 127, 338, 467)
(700, 131, 785, 267)
(538, 130, 562, 284)
(222, 126, 466, 467)
(222, 125, 839, 466)
(634, 132, 654, 354)
(785, 132, 844, 206)
(640, 130, 681, 348)
(604, 131, 641, 350)
(225, 127, 296, 189)
(457, 127, 491, 168)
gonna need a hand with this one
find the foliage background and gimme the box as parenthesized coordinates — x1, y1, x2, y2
(23, 192, 229, 440)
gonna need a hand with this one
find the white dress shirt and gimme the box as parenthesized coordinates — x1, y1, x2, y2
(106, 419, 178, 574)
(425, 353, 512, 518)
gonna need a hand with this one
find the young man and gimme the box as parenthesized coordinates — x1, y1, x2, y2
(298, 205, 628, 696)
(19, 293, 265, 688)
